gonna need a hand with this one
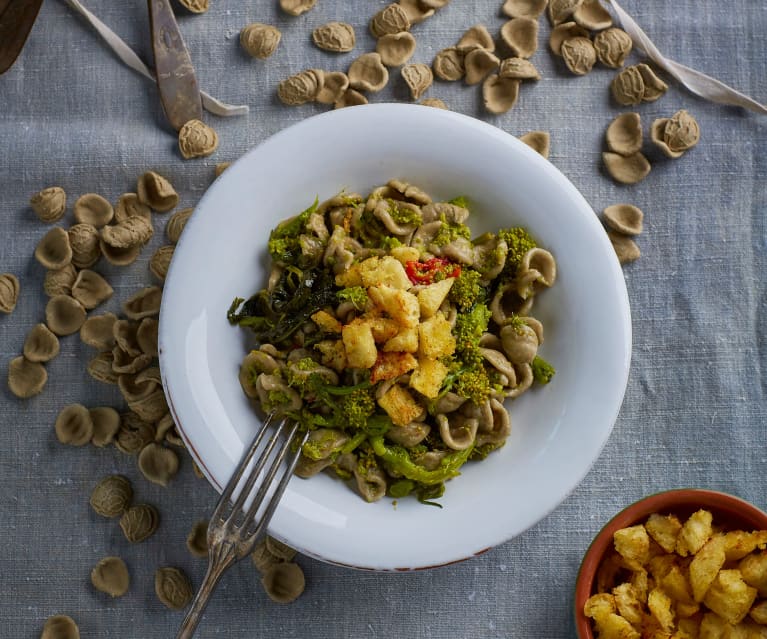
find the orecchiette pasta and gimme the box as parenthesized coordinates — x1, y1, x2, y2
(229, 182, 557, 504)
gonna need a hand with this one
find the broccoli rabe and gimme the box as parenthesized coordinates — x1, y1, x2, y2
(432, 213, 471, 247)
(531, 355, 556, 385)
(448, 267, 484, 310)
(452, 365, 492, 405)
(497, 227, 537, 279)
(337, 286, 368, 311)
(379, 236, 402, 251)
(452, 303, 491, 355)
(448, 195, 469, 208)
(267, 197, 319, 266)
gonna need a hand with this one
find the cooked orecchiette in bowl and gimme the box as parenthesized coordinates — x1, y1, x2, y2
(159, 104, 631, 571)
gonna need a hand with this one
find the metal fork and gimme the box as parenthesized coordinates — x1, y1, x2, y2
(176, 413, 309, 639)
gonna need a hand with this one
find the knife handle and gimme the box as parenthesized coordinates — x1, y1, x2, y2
(147, 0, 203, 131)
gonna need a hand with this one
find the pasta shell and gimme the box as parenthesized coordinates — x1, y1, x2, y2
(89, 475, 133, 517)
(334, 88, 368, 109)
(369, 4, 411, 39)
(101, 216, 153, 249)
(68, 223, 101, 268)
(573, 0, 612, 30)
(23, 323, 60, 362)
(87, 351, 119, 385)
(348, 53, 389, 92)
(80, 312, 117, 350)
(456, 24, 495, 52)
(113, 346, 153, 375)
(123, 286, 163, 320)
(138, 443, 179, 486)
(519, 131, 551, 159)
(278, 69, 323, 105)
(637, 63, 668, 102)
(594, 27, 632, 68)
(315, 71, 350, 105)
(120, 504, 160, 543)
(464, 48, 500, 85)
(114, 193, 152, 224)
(432, 48, 464, 81)
(214, 162, 230, 177)
(651, 110, 700, 158)
(99, 239, 141, 266)
(137, 171, 179, 212)
(608, 231, 641, 264)
(240, 23, 281, 59)
(149, 245, 174, 282)
(376, 32, 417, 67)
(40, 615, 80, 639)
(420, 97, 449, 109)
(312, 21, 356, 52)
(71, 269, 114, 310)
(136, 318, 159, 356)
(118, 372, 156, 404)
(116, 413, 156, 455)
(73, 193, 114, 228)
(46, 295, 86, 336)
(261, 562, 306, 604)
(398, 0, 435, 24)
(500, 18, 539, 59)
(482, 74, 520, 114)
(502, 0, 548, 19)
(498, 57, 541, 80)
(43, 264, 77, 297)
(549, 22, 589, 56)
(113, 319, 142, 357)
(128, 387, 168, 422)
(606, 112, 643, 156)
(603, 151, 651, 185)
(89, 406, 121, 447)
(419, 0, 450, 7)
(603, 204, 644, 236)
(30, 187, 66, 223)
(186, 520, 209, 558)
(7, 356, 47, 398)
(90, 556, 130, 597)
(55, 403, 94, 446)
(178, 120, 219, 160)
(279, 0, 316, 16)
(0, 273, 20, 313)
(155, 412, 176, 443)
(165, 207, 193, 243)
(251, 537, 284, 572)
(35, 227, 72, 270)
(561, 36, 597, 75)
(548, 0, 583, 26)
(401, 63, 433, 100)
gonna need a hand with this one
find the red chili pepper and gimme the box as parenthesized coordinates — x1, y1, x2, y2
(405, 258, 461, 285)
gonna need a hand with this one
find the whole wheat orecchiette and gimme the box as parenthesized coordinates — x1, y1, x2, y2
(228, 182, 558, 505)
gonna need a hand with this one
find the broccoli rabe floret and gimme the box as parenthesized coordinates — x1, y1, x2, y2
(497, 227, 537, 278)
(448, 268, 484, 310)
(386, 200, 421, 226)
(448, 195, 469, 208)
(267, 197, 319, 265)
(337, 286, 368, 310)
(379, 235, 402, 251)
(531, 355, 555, 385)
(337, 388, 376, 430)
(432, 213, 471, 247)
(452, 365, 492, 405)
(452, 303, 491, 354)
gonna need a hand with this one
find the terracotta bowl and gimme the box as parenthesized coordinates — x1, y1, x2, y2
(574, 488, 767, 638)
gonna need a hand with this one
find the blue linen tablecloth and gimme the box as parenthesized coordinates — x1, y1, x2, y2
(1, 0, 766, 636)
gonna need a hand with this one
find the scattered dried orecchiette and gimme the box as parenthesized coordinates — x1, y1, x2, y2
(240, 23, 282, 59)
(89, 406, 121, 447)
(40, 615, 80, 639)
(165, 207, 193, 243)
(122, 286, 162, 320)
(114, 192, 152, 223)
(593, 27, 633, 68)
(279, 0, 316, 16)
(500, 18, 539, 59)
(45, 294, 87, 336)
(519, 131, 551, 159)
(68, 223, 101, 268)
(278, 69, 323, 106)
(73, 193, 114, 228)
(154, 566, 193, 610)
(348, 53, 389, 92)
(603, 151, 652, 185)
(432, 48, 464, 82)
(0, 273, 20, 314)
(120, 504, 160, 543)
(55, 403, 94, 446)
(90, 556, 130, 597)
(312, 21, 356, 53)
(35, 227, 73, 270)
(482, 74, 521, 114)
(149, 245, 174, 282)
(43, 264, 77, 298)
(178, 120, 219, 160)
(561, 36, 597, 75)
(502, 0, 548, 19)
(376, 32, 417, 67)
(8, 356, 47, 398)
(30, 187, 66, 223)
(186, 520, 209, 558)
(90, 475, 133, 517)
(603, 204, 644, 236)
(464, 48, 500, 85)
(456, 24, 494, 52)
(606, 112, 643, 157)
(401, 63, 433, 100)
(261, 562, 306, 604)
(573, 0, 612, 30)
(137, 171, 178, 213)
(23, 323, 60, 362)
(138, 442, 179, 486)
(71, 269, 114, 310)
(369, 4, 411, 38)
(80, 312, 117, 350)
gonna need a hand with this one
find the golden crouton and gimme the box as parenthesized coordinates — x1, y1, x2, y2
(383, 327, 418, 353)
(417, 278, 454, 319)
(342, 321, 377, 369)
(418, 312, 455, 359)
(314, 339, 347, 373)
(335, 263, 362, 288)
(311, 310, 342, 333)
(689, 535, 727, 602)
(645, 513, 683, 554)
(703, 570, 757, 625)
(359, 256, 411, 290)
(739, 550, 767, 597)
(368, 285, 420, 328)
(647, 587, 674, 633)
(365, 317, 400, 343)
(370, 352, 417, 383)
(613, 525, 650, 570)
(583, 593, 616, 624)
(377, 385, 423, 426)
(409, 358, 448, 399)
(676, 509, 713, 557)
(390, 245, 420, 266)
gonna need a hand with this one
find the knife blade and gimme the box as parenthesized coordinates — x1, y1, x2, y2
(147, 0, 202, 131)
(0, 0, 44, 75)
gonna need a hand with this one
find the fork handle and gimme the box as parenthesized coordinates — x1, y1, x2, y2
(176, 541, 238, 639)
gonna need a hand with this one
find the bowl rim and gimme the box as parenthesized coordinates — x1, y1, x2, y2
(159, 102, 633, 570)
(573, 488, 767, 638)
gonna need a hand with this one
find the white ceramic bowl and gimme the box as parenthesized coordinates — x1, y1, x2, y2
(159, 103, 631, 571)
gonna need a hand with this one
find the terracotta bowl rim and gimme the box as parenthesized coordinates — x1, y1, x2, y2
(573, 488, 767, 638)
